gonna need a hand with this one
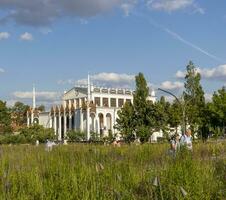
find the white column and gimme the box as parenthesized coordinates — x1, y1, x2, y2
(100, 98, 103, 107)
(58, 115, 62, 141)
(80, 109, 84, 131)
(79, 98, 82, 108)
(49, 116, 53, 128)
(69, 113, 72, 130)
(108, 98, 110, 107)
(87, 108, 90, 140)
(94, 115, 97, 132)
(97, 115, 100, 136)
(31, 112, 34, 125)
(54, 113, 57, 135)
(116, 98, 118, 108)
(74, 111, 77, 130)
(64, 113, 67, 137)
(103, 114, 106, 136)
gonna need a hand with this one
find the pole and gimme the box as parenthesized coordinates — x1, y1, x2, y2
(158, 88, 186, 134)
(87, 73, 91, 141)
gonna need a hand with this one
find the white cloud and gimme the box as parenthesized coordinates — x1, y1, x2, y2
(160, 81, 184, 90)
(175, 70, 185, 78)
(20, 32, 33, 41)
(147, 0, 193, 12)
(205, 93, 212, 102)
(39, 28, 52, 34)
(0, 32, 10, 40)
(80, 19, 88, 25)
(58, 72, 135, 88)
(0, 68, 5, 73)
(121, 0, 137, 16)
(0, 0, 124, 27)
(175, 64, 226, 81)
(13, 91, 61, 101)
(57, 79, 75, 85)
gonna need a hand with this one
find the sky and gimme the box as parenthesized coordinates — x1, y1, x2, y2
(0, 0, 226, 108)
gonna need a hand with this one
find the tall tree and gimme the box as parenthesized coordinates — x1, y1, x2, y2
(133, 73, 152, 142)
(168, 100, 181, 134)
(11, 102, 29, 127)
(0, 100, 12, 134)
(115, 101, 135, 142)
(38, 105, 45, 112)
(183, 61, 205, 134)
(206, 87, 226, 137)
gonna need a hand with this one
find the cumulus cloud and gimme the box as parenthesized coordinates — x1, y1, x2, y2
(175, 64, 226, 81)
(13, 91, 61, 101)
(121, 0, 137, 16)
(20, 32, 33, 41)
(0, 68, 5, 73)
(58, 72, 135, 88)
(147, 0, 199, 12)
(0, 32, 10, 40)
(0, 0, 137, 27)
(160, 81, 184, 90)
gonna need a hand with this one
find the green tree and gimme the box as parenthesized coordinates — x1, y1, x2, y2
(183, 61, 205, 135)
(19, 124, 55, 143)
(133, 73, 152, 142)
(11, 102, 29, 127)
(115, 101, 135, 143)
(38, 105, 45, 112)
(0, 100, 12, 134)
(168, 100, 181, 134)
(206, 87, 226, 137)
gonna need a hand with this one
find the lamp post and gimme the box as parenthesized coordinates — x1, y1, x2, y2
(157, 88, 186, 135)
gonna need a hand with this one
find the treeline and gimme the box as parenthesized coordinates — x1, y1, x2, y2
(1, 61, 226, 144)
(115, 61, 226, 142)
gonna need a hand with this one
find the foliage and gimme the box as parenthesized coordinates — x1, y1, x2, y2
(37, 105, 45, 112)
(207, 87, 226, 135)
(11, 101, 29, 127)
(168, 100, 181, 133)
(0, 143, 225, 199)
(183, 61, 205, 135)
(0, 100, 12, 134)
(67, 130, 85, 142)
(115, 101, 135, 142)
(133, 73, 153, 142)
(19, 124, 55, 143)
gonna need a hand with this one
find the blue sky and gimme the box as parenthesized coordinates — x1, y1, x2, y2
(0, 0, 226, 107)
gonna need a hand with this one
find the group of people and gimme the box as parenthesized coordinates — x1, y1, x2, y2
(169, 129, 193, 156)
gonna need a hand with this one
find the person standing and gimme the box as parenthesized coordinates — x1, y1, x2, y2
(180, 129, 193, 151)
(170, 134, 180, 156)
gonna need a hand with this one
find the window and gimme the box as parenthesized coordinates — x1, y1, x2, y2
(110, 98, 116, 107)
(95, 97, 100, 106)
(125, 91, 131, 95)
(110, 89, 116, 94)
(102, 89, 108, 93)
(118, 99, 124, 107)
(117, 89, 124, 94)
(103, 98, 109, 107)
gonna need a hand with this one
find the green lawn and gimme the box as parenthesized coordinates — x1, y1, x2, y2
(0, 142, 225, 199)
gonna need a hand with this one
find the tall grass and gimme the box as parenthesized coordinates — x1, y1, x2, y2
(0, 142, 225, 199)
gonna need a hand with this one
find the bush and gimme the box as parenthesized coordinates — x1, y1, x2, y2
(67, 130, 85, 142)
(18, 124, 55, 144)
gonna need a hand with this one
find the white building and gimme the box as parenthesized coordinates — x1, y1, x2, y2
(27, 76, 157, 141)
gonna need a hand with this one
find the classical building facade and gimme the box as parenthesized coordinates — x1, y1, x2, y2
(27, 78, 156, 141)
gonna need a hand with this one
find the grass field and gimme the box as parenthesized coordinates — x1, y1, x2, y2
(0, 142, 225, 199)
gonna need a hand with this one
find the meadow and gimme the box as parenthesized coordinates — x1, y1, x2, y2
(0, 142, 225, 200)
